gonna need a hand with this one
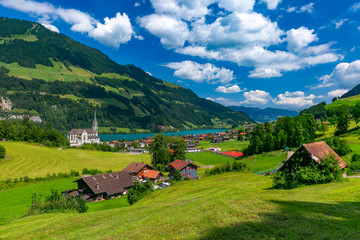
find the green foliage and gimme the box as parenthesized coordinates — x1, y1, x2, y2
(273, 155, 343, 189)
(173, 169, 182, 182)
(325, 137, 351, 156)
(149, 134, 170, 166)
(335, 108, 350, 136)
(300, 102, 327, 119)
(0, 145, 5, 158)
(0, 118, 68, 147)
(205, 161, 246, 176)
(127, 180, 153, 205)
(170, 136, 186, 161)
(352, 103, 360, 125)
(27, 189, 88, 215)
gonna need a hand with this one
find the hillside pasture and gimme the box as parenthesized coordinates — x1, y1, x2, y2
(0, 142, 150, 180)
(186, 151, 236, 166)
(0, 172, 359, 239)
(241, 150, 287, 173)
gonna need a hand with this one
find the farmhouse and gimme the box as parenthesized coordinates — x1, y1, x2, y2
(279, 141, 347, 171)
(67, 111, 100, 146)
(167, 160, 198, 180)
(72, 171, 134, 202)
(122, 162, 158, 181)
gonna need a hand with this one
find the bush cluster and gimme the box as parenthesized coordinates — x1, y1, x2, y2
(127, 180, 153, 205)
(347, 154, 360, 176)
(27, 189, 88, 215)
(204, 161, 247, 176)
(273, 155, 343, 189)
(0, 144, 5, 158)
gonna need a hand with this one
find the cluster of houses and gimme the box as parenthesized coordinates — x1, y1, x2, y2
(65, 160, 199, 202)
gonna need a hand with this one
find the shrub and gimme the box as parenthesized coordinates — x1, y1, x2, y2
(273, 155, 343, 189)
(0, 145, 5, 158)
(27, 189, 88, 215)
(70, 170, 80, 177)
(127, 181, 153, 205)
(173, 169, 182, 182)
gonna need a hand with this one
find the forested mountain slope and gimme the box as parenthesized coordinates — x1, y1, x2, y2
(0, 17, 253, 131)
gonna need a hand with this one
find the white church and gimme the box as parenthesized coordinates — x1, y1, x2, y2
(67, 111, 100, 146)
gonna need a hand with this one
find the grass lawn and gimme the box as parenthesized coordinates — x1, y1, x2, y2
(241, 151, 287, 173)
(0, 142, 151, 180)
(186, 151, 235, 165)
(198, 140, 249, 151)
(1, 172, 360, 239)
(0, 178, 78, 224)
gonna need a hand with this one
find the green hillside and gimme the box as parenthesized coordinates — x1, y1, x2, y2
(0, 142, 151, 180)
(0, 17, 253, 132)
(0, 172, 359, 239)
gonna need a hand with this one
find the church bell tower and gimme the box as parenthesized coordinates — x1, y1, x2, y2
(92, 110, 98, 135)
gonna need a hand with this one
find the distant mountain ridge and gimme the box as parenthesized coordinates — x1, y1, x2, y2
(0, 17, 254, 131)
(341, 84, 360, 99)
(229, 106, 299, 123)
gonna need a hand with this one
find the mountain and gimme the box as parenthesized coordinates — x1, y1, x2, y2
(300, 102, 327, 119)
(341, 84, 360, 99)
(229, 106, 299, 123)
(0, 17, 254, 132)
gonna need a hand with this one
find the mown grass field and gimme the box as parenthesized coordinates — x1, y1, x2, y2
(241, 151, 287, 173)
(325, 95, 360, 109)
(0, 172, 359, 239)
(186, 151, 236, 166)
(198, 140, 249, 151)
(0, 142, 150, 180)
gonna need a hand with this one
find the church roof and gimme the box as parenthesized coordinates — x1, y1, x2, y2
(68, 129, 97, 135)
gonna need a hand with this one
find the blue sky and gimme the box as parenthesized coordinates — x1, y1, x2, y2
(1, 0, 360, 110)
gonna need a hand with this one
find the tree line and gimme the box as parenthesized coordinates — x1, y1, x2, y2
(0, 117, 68, 147)
(244, 114, 316, 155)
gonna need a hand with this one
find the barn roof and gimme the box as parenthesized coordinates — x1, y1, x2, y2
(123, 162, 153, 174)
(77, 171, 134, 195)
(302, 141, 347, 168)
(221, 151, 243, 158)
(167, 160, 198, 171)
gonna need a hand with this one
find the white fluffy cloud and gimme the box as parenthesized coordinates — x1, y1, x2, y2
(272, 91, 316, 107)
(262, 0, 282, 10)
(327, 89, 349, 98)
(0, 0, 134, 48)
(286, 27, 318, 51)
(89, 13, 133, 48)
(215, 85, 244, 93)
(318, 60, 360, 88)
(139, 14, 189, 49)
(165, 61, 234, 84)
(333, 19, 348, 29)
(140, 0, 339, 78)
(241, 90, 271, 105)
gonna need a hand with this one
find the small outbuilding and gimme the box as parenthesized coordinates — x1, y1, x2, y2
(279, 141, 347, 172)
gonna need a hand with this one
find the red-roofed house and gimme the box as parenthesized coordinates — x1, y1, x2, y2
(167, 160, 198, 180)
(279, 141, 347, 172)
(139, 169, 163, 183)
(221, 151, 243, 158)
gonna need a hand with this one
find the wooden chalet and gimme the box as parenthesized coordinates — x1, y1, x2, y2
(122, 162, 161, 182)
(73, 171, 134, 202)
(279, 141, 347, 172)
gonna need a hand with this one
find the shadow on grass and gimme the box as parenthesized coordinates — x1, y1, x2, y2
(198, 200, 360, 240)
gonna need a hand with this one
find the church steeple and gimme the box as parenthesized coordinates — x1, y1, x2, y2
(92, 110, 98, 135)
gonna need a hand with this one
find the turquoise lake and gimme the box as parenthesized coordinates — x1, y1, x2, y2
(100, 128, 229, 141)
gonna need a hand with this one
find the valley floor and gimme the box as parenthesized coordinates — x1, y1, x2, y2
(1, 172, 360, 239)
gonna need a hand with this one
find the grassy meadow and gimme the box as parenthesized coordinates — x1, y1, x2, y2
(0, 142, 150, 180)
(186, 151, 236, 166)
(0, 172, 359, 239)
